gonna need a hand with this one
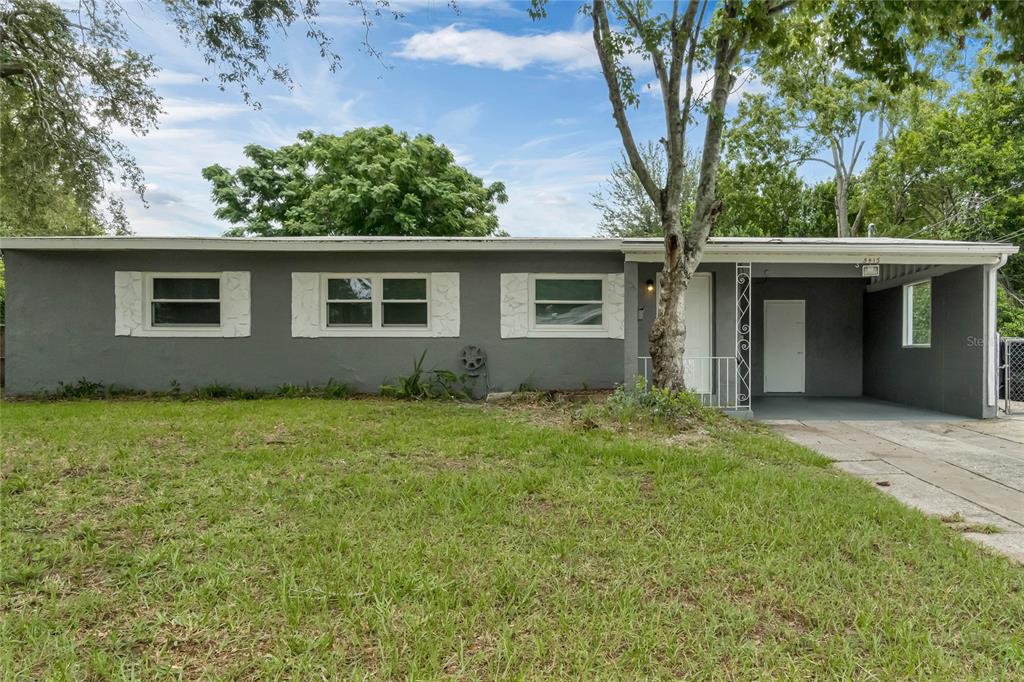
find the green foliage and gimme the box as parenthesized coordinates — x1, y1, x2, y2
(203, 127, 508, 237)
(54, 378, 107, 399)
(592, 141, 697, 237)
(863, 54, 1024, 298)
(998, 288, 1024, 338)
(605, 376, 711, 425)
(191, 382, 235, 399)
(33, 378, 352, 401)
(0, 0, 157, 234)
(380, 351, 469, 401)
(0, 0, 348, 236)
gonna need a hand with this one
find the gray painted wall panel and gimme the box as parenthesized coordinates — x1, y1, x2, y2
(635, 262, 735, 361)
(752, 278, 865, 397)
(863, 265, 990, 418)
(4, 250, 626, 394)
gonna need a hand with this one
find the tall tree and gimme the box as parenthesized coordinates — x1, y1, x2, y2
(0, 0, 397, 235)
(203, 127, 508, 237)
(864, 52, 1024, 301)
(726, 70, 895, 238)
(592, 141, 697, 237)
(532, 0, 1023, 391)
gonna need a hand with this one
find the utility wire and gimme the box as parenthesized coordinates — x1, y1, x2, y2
(901, 179, 1024, 240)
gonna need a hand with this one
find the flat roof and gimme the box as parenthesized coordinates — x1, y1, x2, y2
(0, 235, 1017, 265)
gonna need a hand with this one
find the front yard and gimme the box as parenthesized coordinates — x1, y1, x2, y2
(2, 398, 1022, 678)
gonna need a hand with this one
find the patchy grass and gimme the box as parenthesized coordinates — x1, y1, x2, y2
(2, 398, 1022, 679)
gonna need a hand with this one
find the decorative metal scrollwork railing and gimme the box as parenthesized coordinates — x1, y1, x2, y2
(735, 263, 752, 410)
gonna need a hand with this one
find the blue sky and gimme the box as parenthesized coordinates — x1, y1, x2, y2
(115, 0, 801, 237)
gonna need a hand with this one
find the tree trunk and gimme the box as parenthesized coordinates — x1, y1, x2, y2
(649, 207, 689, 391)
(649, 29, 739, 391)
(835, 172, 850, 237)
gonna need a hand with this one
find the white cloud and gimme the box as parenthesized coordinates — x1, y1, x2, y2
(159, 98, 248, 125)
(436, 102, 484, 136)
(398, 25, 608, 72)
(152, 70, 205, 86)
(519, 131, 581, 150)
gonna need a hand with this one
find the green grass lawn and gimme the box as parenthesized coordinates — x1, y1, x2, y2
(2, 398, 1022, 679)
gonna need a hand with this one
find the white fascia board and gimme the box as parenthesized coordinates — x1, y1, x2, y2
(2, 235, 1018, 265)
(625, 242, 1018, 265)
(0, 236, 624, 253)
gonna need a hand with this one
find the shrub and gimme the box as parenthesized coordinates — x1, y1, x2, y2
(275, 383, 305, 398)
(55, 378, 105, 399)
(381, 351, 469, 400)
(191, 382, 234, 399)
(605, 376, 708, 424)
(321, 378, 350, 399)
(26, 378, 349, 402)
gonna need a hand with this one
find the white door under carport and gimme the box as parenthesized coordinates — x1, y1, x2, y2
(764, 299, 805, 393)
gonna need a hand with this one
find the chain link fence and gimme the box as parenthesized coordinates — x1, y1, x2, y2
(1004, 337, 1024, 413)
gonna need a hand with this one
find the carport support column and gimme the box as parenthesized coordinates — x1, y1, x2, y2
(736, 263, 752, 410)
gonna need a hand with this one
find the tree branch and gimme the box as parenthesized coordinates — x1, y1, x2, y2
(592, 0, 662, 207)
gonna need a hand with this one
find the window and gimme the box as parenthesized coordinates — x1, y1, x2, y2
(382, 277, 428, 326)
(149, 275, 220, 327)
(326, 277, 372, 327)
(530, 275, 605, 330)
(903, 280, 932, 347)
(322, 274, 429, 330)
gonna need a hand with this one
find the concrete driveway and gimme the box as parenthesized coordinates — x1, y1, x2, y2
(763, 405, 1024, 563)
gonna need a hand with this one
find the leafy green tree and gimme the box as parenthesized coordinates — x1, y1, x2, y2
(592, 141, 697, 237)
(0, 0, 391, 235)
(202, 127, 509, 237)
(863, 53, 1024, 330)
(533, 0, 1022, 391)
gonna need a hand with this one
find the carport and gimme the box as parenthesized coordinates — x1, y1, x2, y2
(624, 238, 1018, 421)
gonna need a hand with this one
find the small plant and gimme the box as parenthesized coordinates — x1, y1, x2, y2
(168, 379, 182, 396)
(191, 382, 233, 399)
(231, 387, 264, 400)
(55, 378, 105, 399)
(275, 383, 304, 398)
(605, 376, 708, 424)
(322, 378, 350, 399)
(381, 351, 469, 400)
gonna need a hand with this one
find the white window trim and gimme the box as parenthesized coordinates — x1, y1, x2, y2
(316, 273, 435, 337)
(902, 279, 932, 348)
(527, 273, 609, 338)
(142, 272, 225, 337)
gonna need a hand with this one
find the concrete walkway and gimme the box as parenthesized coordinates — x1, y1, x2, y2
(762, 405, 1024, 563)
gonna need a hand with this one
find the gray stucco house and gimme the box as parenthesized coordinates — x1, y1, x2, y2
(1, 235, 1017, 419)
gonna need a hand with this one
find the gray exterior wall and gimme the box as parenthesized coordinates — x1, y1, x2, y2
(3, 249, 626, 395)
(751, 278, 865, 397)
(634, 262, 736, 361)
(863, 265, 991, 418)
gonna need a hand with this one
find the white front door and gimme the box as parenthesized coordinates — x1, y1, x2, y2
(683, 273, 712, 393)
(764, 300, 805, 393)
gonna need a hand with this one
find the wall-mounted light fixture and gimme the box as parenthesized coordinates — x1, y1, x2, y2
(645, 279, 655, 293)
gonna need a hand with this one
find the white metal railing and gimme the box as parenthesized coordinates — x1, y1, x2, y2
(637, 356, 741, 409)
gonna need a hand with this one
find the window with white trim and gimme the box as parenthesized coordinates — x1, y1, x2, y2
(529, 275, 606, 332)
(322, 274, 429, 330)
(903, 279, 932, 347)
(147, 274, 221, 328)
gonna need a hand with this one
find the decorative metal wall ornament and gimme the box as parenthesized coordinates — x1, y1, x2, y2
(735, 263, 752, 409)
